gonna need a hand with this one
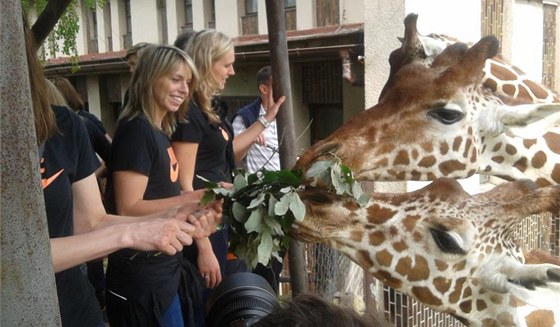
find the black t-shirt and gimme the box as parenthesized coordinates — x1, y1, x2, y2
(42, 105, 102, 327)
(104, 116, 184, 325)
(77, 109, 111, 162)
(105, 116, 181, 213)
(171, 99, 234, 189)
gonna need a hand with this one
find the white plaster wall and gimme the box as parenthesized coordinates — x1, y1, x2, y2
(167, 0, 185, 45)
(257, 0, 268, 34)
(76, 0, 87, 56)
(215, 0, 240, 37)
(109, 0, 125, 51)
(296, 0, 315, 30)
(191, 0, 206, 30)
(405, 0, 481, 43)
(86, 75, 101, 118)
(130, 0, 159, 43)
(96, 4, 108, 52)
(340, 0, 364, 25)
(512, 0, 544, 82)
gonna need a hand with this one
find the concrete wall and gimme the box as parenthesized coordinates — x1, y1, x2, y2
(512, 0, 544, 82)
(131, 0, 159, 43)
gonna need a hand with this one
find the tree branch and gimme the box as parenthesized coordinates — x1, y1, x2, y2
(31, 0, 72, 47)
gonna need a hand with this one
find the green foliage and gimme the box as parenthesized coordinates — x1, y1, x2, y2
(200, 158, 369, 270)
(22, 0, 108, 65)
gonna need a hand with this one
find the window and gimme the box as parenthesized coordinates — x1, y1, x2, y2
(245, 0, 258, 14)
(285, 0, 296, 8)
(184, 0, 193, 25)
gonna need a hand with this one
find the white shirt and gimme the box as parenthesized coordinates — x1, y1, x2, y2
(232, 104, 281, 173)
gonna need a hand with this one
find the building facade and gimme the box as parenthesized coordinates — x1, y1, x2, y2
(40, 0, 558, 156)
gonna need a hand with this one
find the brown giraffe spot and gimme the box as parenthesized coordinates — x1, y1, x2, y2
(378, 143, 395, 154)
(389, 226, 398, 236)
(484, 78, 498, 92)
(523, 138, 537, 149)
(452, 136, 462, 152)
(418, 155, 436, 168)
(434, 259, 448, 271)
(463, 139, 472, 158)
(463, 286, 472, 298)
(517, 84, 532, 101)
(448, 277, 467, 303)
(496, 312, 516, 327)
(440, 142, 449, 155)
(393, 240, 408, 252)
(411, 171, 422, 179)
(407, 256, 430, 281)
(343, 201, 359, 211)
(470, 148, 477, 163)
(411, 287, 443, 306)
(411, 149, 419, 160)
(492, 156, 504, 163)
(505, 144, 517, 155)
(476, 299, 487, 311)
(433, 276, 451, 294)
(481, 318, 499, 327)
(413, 231, 423, 242)
(374, 270, 402, 289)
(531, 151, 547, 169)
(536, 178, 552, 187)
(375, 158, 389, 168)
(524, 79, 550, 100)
(489, 295, 503, 304)
(453, 260, 466, 271)
(395, 256, 412, 276)
(552, 164, 560, 184)
(544, 132, 560, 154)
(502, 84, 516, 97)
(427, 172, 438, 180)
(459, 300, 472, 314)
(525, 309, 556, 327)
(396, 171, 407, 180)
(367, 204, 396, 224)
(394, 150, 410, 166)
(402, 215, 419, 231)
(439, 160, 467, 176)
(421, 142, 433, 153)
(349, 230, 364, 242)
(492, 142, 502, 152)
(369, 231, 386, 246)
(514, 157, 528, 172)
(493, 64, 518, 80)
(467, 169, 477, 177)
(375, 249, 393, 267)
(356, 250, 374, 269)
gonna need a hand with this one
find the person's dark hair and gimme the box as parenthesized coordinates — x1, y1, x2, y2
(174, 30, 198, 52)
(23, 12, 57, 145)
(256, 65, 272, 89)
(51, 77, 84, 112)
(252, 293, 391, 327)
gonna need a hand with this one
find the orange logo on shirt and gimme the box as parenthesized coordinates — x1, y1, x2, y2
(167, 147, 179, 182)
(40, 157, 64, 189)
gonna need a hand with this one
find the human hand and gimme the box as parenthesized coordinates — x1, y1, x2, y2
(197, 244, 222, 288)
(185, 199, 223, 239)
(255, 133, 266, 146)
(127, 218, 195, 255)
(263, 90, 286, 122)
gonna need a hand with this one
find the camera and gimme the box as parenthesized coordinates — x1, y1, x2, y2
(206, 272, 279, 327)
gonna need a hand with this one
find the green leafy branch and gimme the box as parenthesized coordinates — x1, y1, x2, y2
(200, 158, 369, 269)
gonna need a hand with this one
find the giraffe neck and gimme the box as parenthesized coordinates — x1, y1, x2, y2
(483, 57, 560, 104)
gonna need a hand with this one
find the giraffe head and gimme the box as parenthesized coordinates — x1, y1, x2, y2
(292, 178, 560, 326)
(295, 32, 560, 185)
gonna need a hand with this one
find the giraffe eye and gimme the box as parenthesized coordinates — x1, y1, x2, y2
(430, 228, 466, 254)
(428, 108, 464, 125)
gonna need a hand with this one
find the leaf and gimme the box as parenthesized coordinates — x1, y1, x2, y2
(305, 160, 332, 179)
(247, 192, 266, 209)
(199, 190, 216, 206)
(233, 173, 248, 189)
(274, 194, 291, 216)
(232, 201, 248, 222)
(244, 208, 264, 233)
(257, 231, 273, 266)
(288, 192, 306, 221)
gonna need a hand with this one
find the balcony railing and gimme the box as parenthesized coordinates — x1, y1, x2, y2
(122, 33, 132, 50)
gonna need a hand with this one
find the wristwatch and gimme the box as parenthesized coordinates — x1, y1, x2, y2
(258, 116, 271, 128)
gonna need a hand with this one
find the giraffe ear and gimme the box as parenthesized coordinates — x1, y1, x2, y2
(496, 103, 560, 138)
(478, 256, 560, 310)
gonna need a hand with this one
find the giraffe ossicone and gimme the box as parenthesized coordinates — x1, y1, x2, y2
(296, 16, 560, 186)
(292, 178, 560, 326)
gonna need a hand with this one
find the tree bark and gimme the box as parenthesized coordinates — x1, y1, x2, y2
(31, 0, 73, 47)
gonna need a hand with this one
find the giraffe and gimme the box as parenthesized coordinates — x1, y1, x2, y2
(295, 30, 560, 186)
(292, 178, 560, 326)
(381, 13, 560, 105)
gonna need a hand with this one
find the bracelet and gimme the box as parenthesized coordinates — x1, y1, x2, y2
(258, 116, 271, 128)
